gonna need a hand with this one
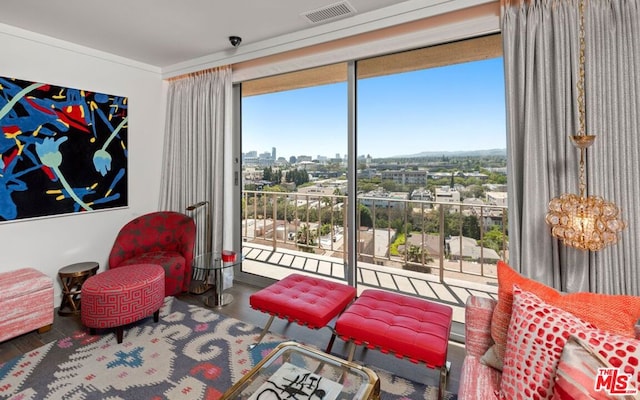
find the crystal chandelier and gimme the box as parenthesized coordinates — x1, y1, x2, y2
(544, 0, 626, 251)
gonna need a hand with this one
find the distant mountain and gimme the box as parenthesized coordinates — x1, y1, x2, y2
(390, 148, 507, 158)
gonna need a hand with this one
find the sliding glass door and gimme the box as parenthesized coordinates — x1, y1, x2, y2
(354, 35, 507, 297)
(236, 34, 508, 313)
(239, 64, 350, 283)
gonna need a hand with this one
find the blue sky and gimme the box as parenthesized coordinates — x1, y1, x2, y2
(242, 57, 506, 160)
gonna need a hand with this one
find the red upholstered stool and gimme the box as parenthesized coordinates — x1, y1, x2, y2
(335, 289, 453, 400)
(249, 273, 356, 350)
(81, 264, 165, 344)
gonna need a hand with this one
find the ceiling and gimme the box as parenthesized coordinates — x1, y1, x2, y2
(0, 0, 417, 70)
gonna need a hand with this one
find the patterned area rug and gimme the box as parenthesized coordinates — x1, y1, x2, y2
(0, 297, 456, 399)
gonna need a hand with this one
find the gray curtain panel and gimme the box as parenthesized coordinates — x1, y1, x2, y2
(586, 0, 640, 295)
(503, 0, 640, 295)
(159, 67, 232, 258)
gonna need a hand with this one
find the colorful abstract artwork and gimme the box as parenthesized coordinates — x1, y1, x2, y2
(0, 76, 128, 222)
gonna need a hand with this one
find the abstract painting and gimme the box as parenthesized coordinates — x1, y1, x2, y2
(0, 76, 128, 222)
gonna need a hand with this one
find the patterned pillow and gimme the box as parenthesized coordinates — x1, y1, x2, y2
(485, 261, 640, 371)
(552, 336, 637, 400)
(500, 286, 640, 400)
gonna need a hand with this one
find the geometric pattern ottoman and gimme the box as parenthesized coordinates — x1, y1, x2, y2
(81, 264, 165, 344)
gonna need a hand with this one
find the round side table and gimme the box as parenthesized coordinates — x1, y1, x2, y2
(191, 253, 237, 308)
(58, 261, 99, 316)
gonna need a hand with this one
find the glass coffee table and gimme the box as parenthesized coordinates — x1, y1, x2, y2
(223, 341, 380, 400)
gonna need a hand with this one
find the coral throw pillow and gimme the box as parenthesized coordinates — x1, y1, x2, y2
(552, 336, 637, 400)
(485, 261, 640, 371)
(500, 287, 640, 400)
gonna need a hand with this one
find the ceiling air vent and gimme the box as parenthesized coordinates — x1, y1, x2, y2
(302, 1, 357, 24)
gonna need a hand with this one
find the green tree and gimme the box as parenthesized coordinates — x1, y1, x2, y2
(406, 244, 421, 262)
(320, 223, 332, 236)
(479, 225, 507, 253)
(321, 196, 332, 207)
(462, 215, 481, 239)
(296, 223, 316, 245)
(480, 168, 508, 184)
(462, 184, 485, 199)
(422, 209, 441, 234)
(263, 166, 273, 182)
(275, 201, 294, 222)
(359, 204, 373, 227)
(380, 179, 400, 192)
(390, 217, 405, 232)
(296, 223, 316, 253)
(262, 185, 286, 192)
(358, 180, 379, 192)
(406, 244, 434, 264)
(285, 168, 310, 186)
(445, 211, 463, 237)
(390, 233, 405, 256)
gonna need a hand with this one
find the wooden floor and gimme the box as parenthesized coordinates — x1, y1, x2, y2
(0, 281, 466, 395)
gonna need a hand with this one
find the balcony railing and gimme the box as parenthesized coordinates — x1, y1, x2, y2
(241, 189, 504, 329)
(243, 190, 505, 277)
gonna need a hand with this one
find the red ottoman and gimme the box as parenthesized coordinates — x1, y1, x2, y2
(81, 264, 165, 344)
(250, 273, 356, 350)
(335, 289, 453, 400)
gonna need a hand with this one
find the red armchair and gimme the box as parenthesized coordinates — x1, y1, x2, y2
(108, 211, 196, 296)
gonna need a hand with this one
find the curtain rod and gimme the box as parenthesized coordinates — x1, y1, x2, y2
(165, 66, 230, 82)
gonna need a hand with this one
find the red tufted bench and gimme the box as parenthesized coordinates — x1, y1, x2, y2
(81, 264, 165, 344)
(249, 273, 356, 350)
(335, 289, 453, 400)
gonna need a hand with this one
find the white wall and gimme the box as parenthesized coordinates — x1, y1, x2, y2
(0, 25, 165, 303)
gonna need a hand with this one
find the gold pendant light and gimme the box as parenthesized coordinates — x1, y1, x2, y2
(544, 0, 626, 251)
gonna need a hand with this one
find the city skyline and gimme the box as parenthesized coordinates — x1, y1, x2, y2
(242, 147, 507, 163)
(242, 57, 506, 160)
